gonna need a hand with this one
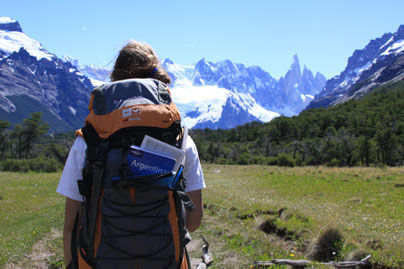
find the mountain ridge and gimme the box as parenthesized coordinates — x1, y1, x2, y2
(307, 24, 404, 109)
(63, 53, 326, 129)
(0, 17, 92, 131)
(0, 17, 325, 131)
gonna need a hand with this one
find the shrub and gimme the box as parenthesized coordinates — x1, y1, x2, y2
(277, 153, 295, 167)
(216, 157, 229, 165)
(294, 155, 306, 166)
(254, 156, 271, 165)
(235, 153, 251, 165)
(326, 158, 341, 167)
(0, 159, 30, 172)
(0, 158, 63, 173)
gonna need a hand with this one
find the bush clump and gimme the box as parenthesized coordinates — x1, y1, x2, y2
(326, 158, 342, 167)
(235, 152, 251, 165)
(276, 153, 295, 167)
(0, 158, 63, 172)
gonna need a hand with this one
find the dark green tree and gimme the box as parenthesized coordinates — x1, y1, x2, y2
(11, 112, 49, 159)
(335, 128, 356, 166)
(0, 120, 10, 158)
(11, 124, 24, 159)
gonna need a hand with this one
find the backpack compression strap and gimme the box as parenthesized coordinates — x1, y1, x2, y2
(76, 124, 110, 262)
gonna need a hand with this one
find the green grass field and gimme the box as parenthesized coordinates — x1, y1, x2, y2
(0, 165, 403, 268)
(193, 165, 404, 268)
(0, 172, 65, 268)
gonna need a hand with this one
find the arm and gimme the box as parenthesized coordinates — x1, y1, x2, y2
(186, 189, 203, 232)
(63, 197, 82, 267)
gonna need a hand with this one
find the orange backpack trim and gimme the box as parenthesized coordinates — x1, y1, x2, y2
(83, 79, 182, 139)
(168, 190, 180, 262)
(78, 250, 89, 269)
(85, 102, 181, 139)
(93, 191, 103, 259)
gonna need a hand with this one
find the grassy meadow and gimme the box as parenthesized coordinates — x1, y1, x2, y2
(0, 165, 403, 268)
(192, 165, 404, 268)
(0, 172, 65, 268)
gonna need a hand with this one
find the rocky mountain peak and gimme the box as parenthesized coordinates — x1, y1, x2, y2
(315, 72, 327, 85)
(62, 55, 80, 67)
(194, 58, 211, 70)
(284, 55, 302, 87)
(396, 24, 404, 36)
(307, 24, 404, 109)
(163, 58, 174, 66)
(0, 17, 23, 32)
(293, 54, 299, 64)
(289, 54, 301, 73)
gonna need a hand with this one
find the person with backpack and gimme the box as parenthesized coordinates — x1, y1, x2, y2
(57, 41, 205, 269)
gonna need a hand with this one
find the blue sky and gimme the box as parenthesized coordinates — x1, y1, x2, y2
(3, 0, 404, 78)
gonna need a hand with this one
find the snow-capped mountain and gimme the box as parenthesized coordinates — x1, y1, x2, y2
(0, 17, 53, 61)
(64, 54, 326, 130)
(182, 56, 325, 116)
(0, 17, 326, 131)
(0, 17, 93, 131)
(162, 56, 325, 128)
(307, 24, 404, 109)
(65, 53, 325, 129)
(167, 70, 279, 129)
(62, 55, 111, 86)
(161, 59, 277, 129)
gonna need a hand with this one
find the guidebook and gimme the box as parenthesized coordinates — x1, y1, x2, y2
(126, 145, 176, 177)
(141, 134, 186, 172)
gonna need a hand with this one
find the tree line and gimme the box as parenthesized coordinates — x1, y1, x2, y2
(1, 80, 403, 171)
(0, 112, 74, 172)
(190, 80, 404, 167)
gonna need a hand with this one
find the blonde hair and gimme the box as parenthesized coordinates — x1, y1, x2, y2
(110, 41, 171, 84)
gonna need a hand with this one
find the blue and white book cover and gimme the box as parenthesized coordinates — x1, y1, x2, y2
(127, 145, 176, 176)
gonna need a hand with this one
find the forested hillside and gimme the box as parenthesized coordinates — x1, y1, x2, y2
(191, 80, 404, 167)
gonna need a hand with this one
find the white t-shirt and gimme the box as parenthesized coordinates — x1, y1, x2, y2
(57, 135, 205, 202)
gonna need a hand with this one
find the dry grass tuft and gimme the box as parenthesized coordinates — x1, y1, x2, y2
(307, 223, 345, 262)
(345, 249, 372, 269)
(345, 248, 366, 261)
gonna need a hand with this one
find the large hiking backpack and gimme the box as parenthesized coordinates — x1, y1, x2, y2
(72, 78, 195, 269)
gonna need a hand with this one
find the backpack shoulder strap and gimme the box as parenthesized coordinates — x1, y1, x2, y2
(179, 126, 188, 166)
(180, 126, 188, 151)
(174, 126, 196, 211)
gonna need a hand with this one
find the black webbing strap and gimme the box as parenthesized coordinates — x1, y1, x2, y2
(173, 178, 196, 212)
(119, 147, 130, 181)
(70, 207, 80, 269)
(184, 246, 191, 269)
(87, 141, 109, 260)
